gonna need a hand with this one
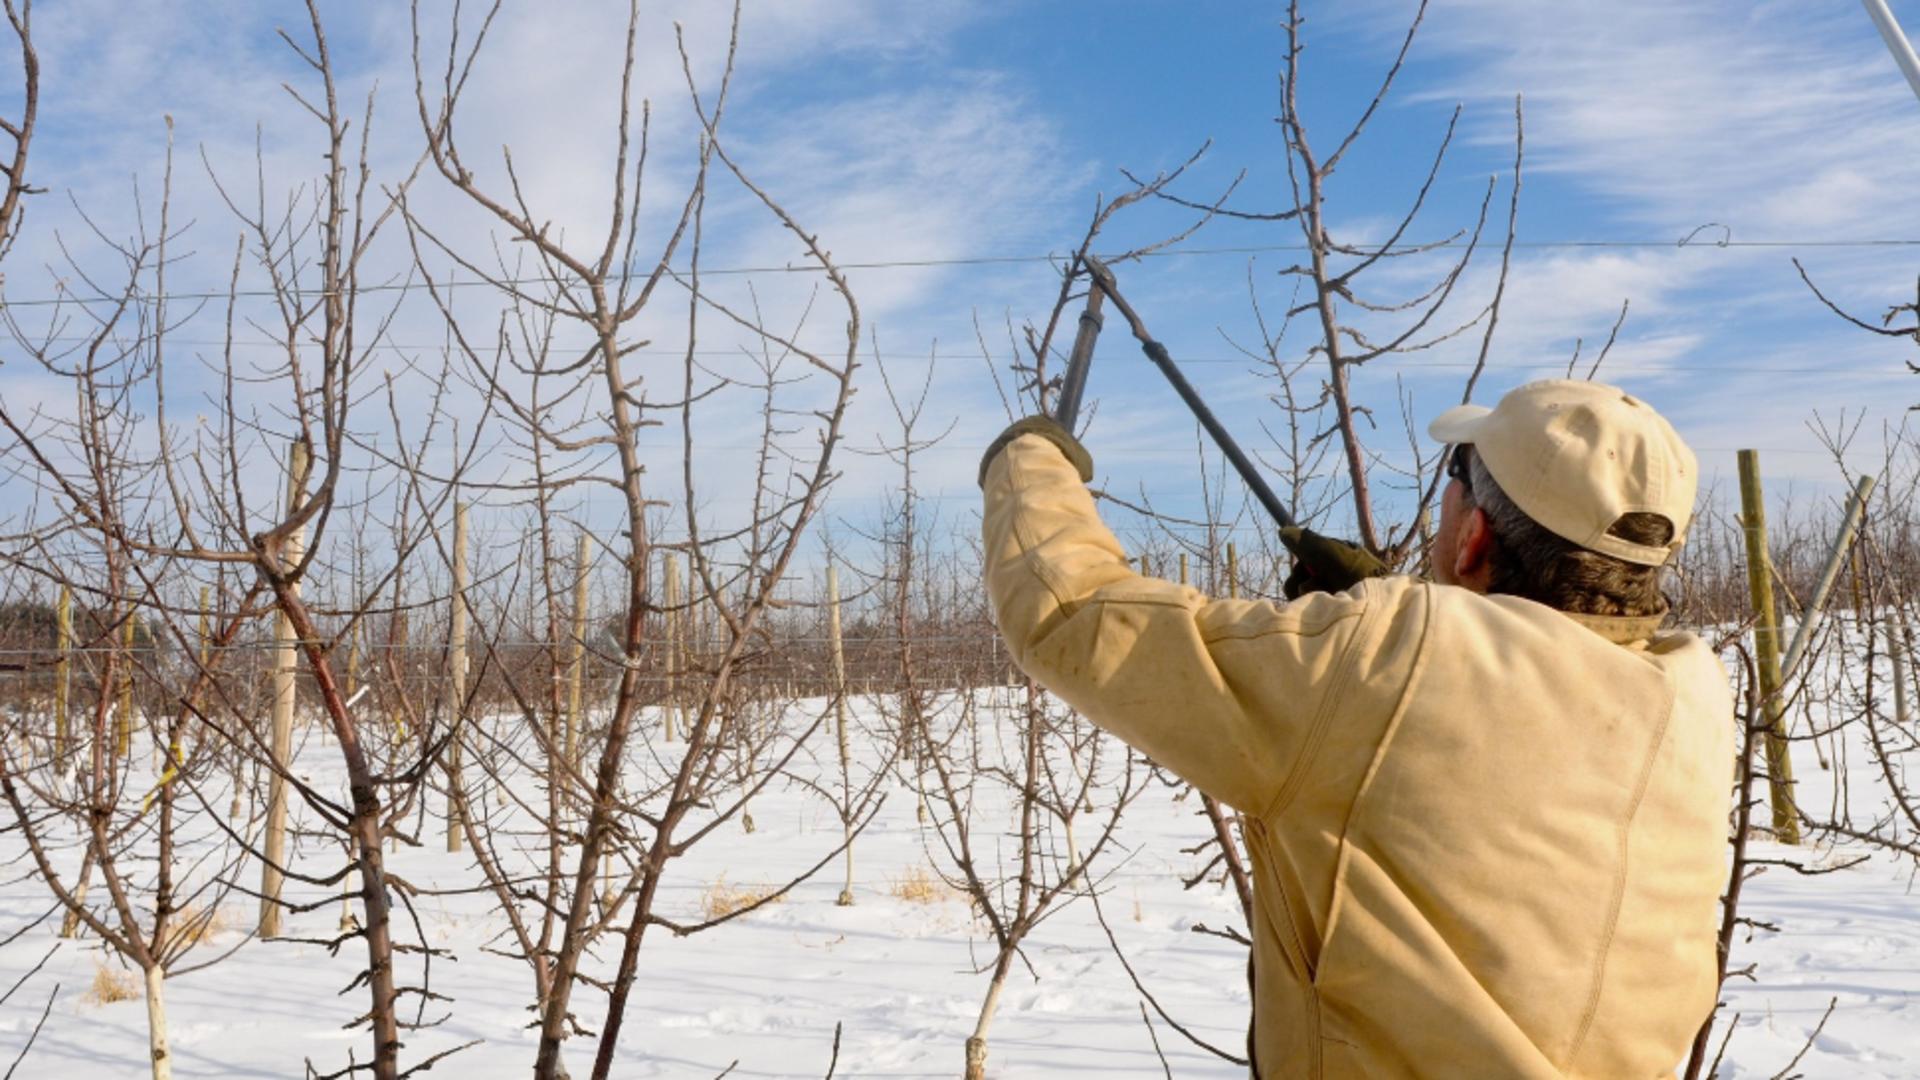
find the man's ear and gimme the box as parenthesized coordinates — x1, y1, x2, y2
(1454, 506, 1497, 590)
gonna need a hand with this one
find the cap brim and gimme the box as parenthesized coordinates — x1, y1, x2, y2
(1428, 403, 1492, 444)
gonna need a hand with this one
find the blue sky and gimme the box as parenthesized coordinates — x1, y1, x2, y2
(4, 1, 1920, 569)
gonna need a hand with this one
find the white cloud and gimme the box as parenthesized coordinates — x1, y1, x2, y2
(1353, 0, 1920, 238)
(0, 0, 1086, 544)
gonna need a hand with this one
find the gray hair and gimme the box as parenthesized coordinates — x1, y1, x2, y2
(1467, 454, 1674, 618)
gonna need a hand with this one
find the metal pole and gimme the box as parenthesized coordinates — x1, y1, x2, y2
(1863, 0, 1920, 105)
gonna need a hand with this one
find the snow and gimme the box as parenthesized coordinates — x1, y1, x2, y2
(0, 684, 1915, 1078)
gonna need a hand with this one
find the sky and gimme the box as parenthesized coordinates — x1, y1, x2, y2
(3, 0, 1920, 576)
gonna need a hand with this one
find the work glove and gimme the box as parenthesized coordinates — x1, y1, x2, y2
(978, 415, 1094, 488)
(1279, 526, 1388, 599)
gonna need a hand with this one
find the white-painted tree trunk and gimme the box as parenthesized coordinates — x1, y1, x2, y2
(1063, 812, 1081, 877)
(144, 964, 172, 1080)
(964, 964, 1011, 1080)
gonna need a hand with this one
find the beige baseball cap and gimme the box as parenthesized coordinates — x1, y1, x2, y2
(1427, 379, 1696, 566)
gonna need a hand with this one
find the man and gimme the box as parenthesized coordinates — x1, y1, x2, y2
(980, 379, 1731, 1077)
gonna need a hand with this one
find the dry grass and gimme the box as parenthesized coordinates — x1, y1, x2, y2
(162, 903, 229, 949)
(700, 876, 784, 920)
(887, 865, 954, 904)
(85, 962, 140, 1006)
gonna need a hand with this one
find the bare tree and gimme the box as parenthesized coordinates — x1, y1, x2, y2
(407, 4, 871, 1075)
(0, 4, 475, 1073)
(0, 99, 273, 1080)
(0, 0, 36, 262)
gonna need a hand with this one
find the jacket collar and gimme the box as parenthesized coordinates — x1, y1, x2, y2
(1562, 608, 1667, 645)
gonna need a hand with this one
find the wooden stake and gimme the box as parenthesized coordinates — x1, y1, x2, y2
(117, 609, 134, 758)
(664, 553, 682, 743)
(345, 618, 361, 702)
(197, 586, 209, 670)
(567, 532, 589, 767)
(54, 584, 70, 766)
(1737, 450, 1799, 844)
(446, 499, 469, 854)
(1178, 553, 1189, 587)
(261, 439, 308, 937)
(829, 564, 854, 907)
(1227, 542, 1239, 600)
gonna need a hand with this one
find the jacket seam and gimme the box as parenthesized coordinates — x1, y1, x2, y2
(1201, 611, 1363, 647)
(1248, 586, 1383, 1080)
(1564, 673, 1681, 1063)
(1313, 582, 1434, 956)
(1292, 583, 1431, 1075)
(1260, 586, 1381, 823)
(1248, 822, 1324, 1080)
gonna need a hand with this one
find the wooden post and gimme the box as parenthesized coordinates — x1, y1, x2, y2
(339, 572, 360, 938)
(828, 564, 854, 906)
(1178, 553, 1189, 587)
(663, 553, 681, 743)
(226, 571, 242, 818)
(260, 439, 308, 937)
(446, 500, 469, 854)
(1227, 542, 1239, 600)
(389, 595, 410, 751)
(1737, 450, 1799, 844)
(567, 532, 589, 768)
(54, 584, 70, 766)
(345, 621, 361, 702)
(1850, 544, 1867, 615)
(60, 848, 93, 939)
(169, 585, 206, 774)
(117, 609, 135, 758)
(1887, 613, 1910, 745)
(197, 586, 210, 671)
(1779, 475, 1877, 685)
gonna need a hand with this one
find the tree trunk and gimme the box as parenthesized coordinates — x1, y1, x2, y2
(275, 587, 401, 1080)
(143, 964, 172, 1080)
(964, 947, 1016, 1080)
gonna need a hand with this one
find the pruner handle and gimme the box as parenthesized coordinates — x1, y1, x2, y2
(1052, 256, 1110, 431)
(1084, 256, 1299, 531)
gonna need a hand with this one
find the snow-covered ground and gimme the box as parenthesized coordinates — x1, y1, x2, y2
(0, 684, 1914, 1078)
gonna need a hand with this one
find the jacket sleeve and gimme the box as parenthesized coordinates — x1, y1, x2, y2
(983, 432, 1374, 813)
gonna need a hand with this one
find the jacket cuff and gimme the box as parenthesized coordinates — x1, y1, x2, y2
(979, 415, 1094, 488)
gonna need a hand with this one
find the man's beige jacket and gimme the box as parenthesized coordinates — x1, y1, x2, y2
(983, 434, 1733, 1078)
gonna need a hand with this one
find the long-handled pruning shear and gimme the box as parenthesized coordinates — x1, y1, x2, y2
(1052, 255, 1298, 531)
